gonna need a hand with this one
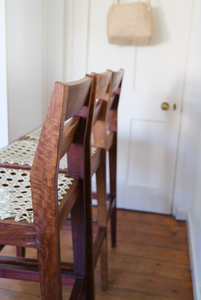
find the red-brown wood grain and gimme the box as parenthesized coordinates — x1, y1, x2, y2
(0, 76, 95, 300)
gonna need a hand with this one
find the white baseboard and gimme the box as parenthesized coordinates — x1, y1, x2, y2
(187, 209, 201, 300)
(175, 205, 188, 221)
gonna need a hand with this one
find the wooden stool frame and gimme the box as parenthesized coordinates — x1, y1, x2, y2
(0, 75, 95, 300)
(92, 69, 124, 248)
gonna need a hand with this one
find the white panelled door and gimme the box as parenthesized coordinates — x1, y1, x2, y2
(84, 0, 193, 214)
(117, 0, 193, 214)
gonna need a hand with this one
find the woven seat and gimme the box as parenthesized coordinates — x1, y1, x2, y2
(0, 167, 73, 223)
(0, 140, 67, 169)
(0, 139, 98, 170)
(0, 140, 37, 166)
(26, 126, 42, 140)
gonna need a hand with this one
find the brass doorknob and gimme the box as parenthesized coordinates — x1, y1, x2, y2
(161, 102, 169, 110)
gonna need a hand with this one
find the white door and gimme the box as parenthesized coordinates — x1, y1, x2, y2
(117, 0, 193, 214)
(70, 0, 194, 214)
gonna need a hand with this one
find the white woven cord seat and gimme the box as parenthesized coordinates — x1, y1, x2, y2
(0, 168, 74, 224)
(0, 140, 37, 167)
(0, 125, 100, 224)
(0, 140, 68, 170)
(0, 140, 98, 169)
(0, 123, 109, 224)
(26, 127, 42, 140)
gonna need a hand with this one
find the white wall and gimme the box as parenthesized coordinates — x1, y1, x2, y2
(0, 0, 9, 148)
(173, 0, 201, 295)
(6, 0, 44, 142)
(173, 0, 201, 216)
(188, 0, 201, 293)
(45, 0, 65, 108)
(63, 0, 90, 82)
(4, 0, 65, 143)
(191, 133, 201, 296)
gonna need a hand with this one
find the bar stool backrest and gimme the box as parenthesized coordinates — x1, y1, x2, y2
(30, 76, 93, 229)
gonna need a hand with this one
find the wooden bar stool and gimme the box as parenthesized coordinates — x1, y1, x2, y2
(0, 72, 113, 299)
(92, 69, 124, 248)
(71, 71, 113, 297)
(0, 75, 96, 300)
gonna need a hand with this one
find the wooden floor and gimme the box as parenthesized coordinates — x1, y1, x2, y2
(0, 209, 193, 299)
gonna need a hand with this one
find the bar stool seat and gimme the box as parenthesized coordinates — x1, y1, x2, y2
(0, 138, 98, 170)
(0, 167, 74, 223)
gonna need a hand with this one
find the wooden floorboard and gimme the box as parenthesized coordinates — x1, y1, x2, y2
(114, 230, 188, 250)
(107, 241, 190, 265)
(105, 253, 191, 280)
(114, 218, 188, 237)
(116, 210, 186, 227)
(0, 209, 193, 299)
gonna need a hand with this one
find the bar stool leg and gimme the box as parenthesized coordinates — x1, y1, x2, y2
(85, 174, 95, 300)
(71, 184, 86, 300)
(16, 247, 25, 257)
(109, 133, 117, 248)
(37, 231, 62, 300)
(96, 149, 108, 290)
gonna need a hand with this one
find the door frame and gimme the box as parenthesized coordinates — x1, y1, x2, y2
(173, 0, 200, 219)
